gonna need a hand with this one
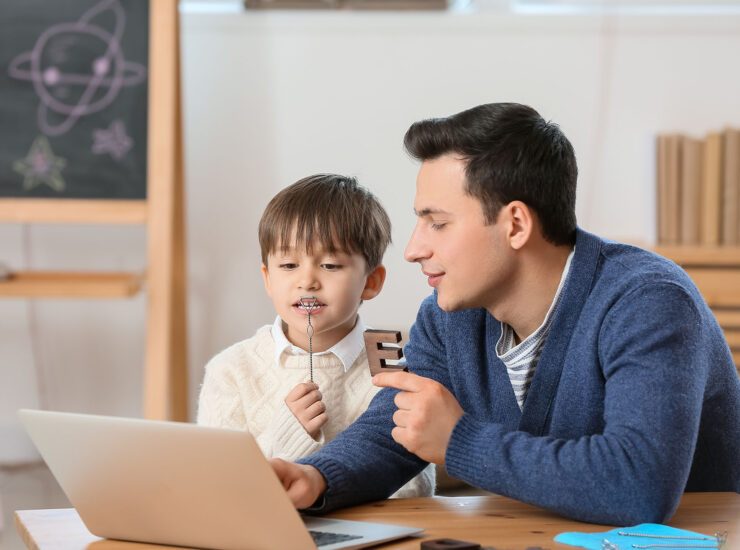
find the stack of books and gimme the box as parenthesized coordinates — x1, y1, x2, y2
(656, 128, 740, 246)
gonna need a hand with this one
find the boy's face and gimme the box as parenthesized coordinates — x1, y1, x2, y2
(261, 245, 385, 353)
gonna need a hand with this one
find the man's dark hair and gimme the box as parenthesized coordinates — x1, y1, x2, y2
(259, 174, 391, 271)
(403, 103, 577, 245)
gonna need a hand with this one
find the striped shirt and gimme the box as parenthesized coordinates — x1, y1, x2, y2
(496, 249, 575, 410)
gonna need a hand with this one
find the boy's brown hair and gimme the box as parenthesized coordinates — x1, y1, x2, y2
(258, 174, 392, 271)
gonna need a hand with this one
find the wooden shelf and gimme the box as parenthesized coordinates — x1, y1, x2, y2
(653, 245, 740, 267)
(725, 329, 740, 349)
(0, 271, 144, 298)
(0, 199, 147, 224)
(715, 310, 740, 328)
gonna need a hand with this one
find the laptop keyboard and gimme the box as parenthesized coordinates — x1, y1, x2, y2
(309, 530, 364, 547)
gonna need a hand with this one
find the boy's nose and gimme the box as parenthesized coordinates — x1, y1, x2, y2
(298, 269, 320, 290)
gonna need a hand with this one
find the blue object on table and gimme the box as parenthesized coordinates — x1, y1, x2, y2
(555, 523, 721, 550)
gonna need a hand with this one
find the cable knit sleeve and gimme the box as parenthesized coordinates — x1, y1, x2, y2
(267, 399, 325, 460)
(196, 355, 247, 431)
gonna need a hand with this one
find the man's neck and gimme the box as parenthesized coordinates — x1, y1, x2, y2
(493, 243, 573, 343)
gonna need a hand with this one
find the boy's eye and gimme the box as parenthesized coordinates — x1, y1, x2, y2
(321, 263, 342, 271)
(279, 263, 298, 270)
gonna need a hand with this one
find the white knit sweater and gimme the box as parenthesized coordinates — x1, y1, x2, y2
(197, 325, 435, 498)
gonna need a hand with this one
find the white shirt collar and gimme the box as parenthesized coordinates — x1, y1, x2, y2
(271, 314, 367, 373)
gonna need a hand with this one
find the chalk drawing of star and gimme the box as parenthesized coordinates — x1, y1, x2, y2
(12, 135, 67, 192)
(92, 119, 133, 160)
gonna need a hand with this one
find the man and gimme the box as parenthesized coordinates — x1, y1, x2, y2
(271, 103, 740, 525)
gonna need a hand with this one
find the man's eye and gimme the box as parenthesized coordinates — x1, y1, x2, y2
(322, 264, 342, 271)
(430, 223, 447, 231)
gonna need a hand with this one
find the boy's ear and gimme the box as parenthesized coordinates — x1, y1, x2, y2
(260, 263, 272, 297)
(361, 265, 386, 301)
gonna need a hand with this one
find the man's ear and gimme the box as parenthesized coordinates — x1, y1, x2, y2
(502, 201, 534, 251)
(361, 265, 386, 301)
(260, 263, 272, 297)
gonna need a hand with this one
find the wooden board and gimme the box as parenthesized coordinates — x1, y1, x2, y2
(0, 271, 143, 298)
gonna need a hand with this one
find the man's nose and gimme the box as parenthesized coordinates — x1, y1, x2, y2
(404, 224, 429, 263)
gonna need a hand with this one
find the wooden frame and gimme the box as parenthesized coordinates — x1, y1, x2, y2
(0, 0, 187, 421)
(144, 0, 188, 420)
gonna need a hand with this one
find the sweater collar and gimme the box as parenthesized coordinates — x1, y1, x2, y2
(271, 315, 366, 373)
(518, 228, 603, 435)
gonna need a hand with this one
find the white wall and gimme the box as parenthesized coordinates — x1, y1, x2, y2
(2, 8, 739, 462)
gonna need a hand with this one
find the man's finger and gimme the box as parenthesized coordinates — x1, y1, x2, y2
(393, 391, 413, 410)
(392, 409, 409, 428)
(270, 458, 292, 487)
(390, 426, 408, 449)
(372, 371, 425, 392)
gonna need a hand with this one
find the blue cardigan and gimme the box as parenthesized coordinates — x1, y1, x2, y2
(300, 229, 740, 524)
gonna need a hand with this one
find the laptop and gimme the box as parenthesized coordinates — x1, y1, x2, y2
(18, 409, 423, 550)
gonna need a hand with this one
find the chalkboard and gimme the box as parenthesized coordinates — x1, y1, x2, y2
(0, 0, 149, 200)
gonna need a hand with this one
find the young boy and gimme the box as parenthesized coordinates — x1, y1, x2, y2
(197, 174, 435, 498)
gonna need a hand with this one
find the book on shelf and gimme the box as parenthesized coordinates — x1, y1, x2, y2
(700, 132, 723, 247)
(655, 127, 739, 248)
(680, 136, 703, 246)
(665, 134, 682, 245)
(722, 128, 740, 246)
(656, 134, 669, 245)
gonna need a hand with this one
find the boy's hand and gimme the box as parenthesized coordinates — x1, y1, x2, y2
(270, 459, 327, 509)
(373, 371, 463, 466)
(285, 382, 327, 439)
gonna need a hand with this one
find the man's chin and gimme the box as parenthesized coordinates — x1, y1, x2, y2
(435, 293, 462, 312)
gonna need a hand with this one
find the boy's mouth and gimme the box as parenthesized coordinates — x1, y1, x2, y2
(293, 298, 326, 315)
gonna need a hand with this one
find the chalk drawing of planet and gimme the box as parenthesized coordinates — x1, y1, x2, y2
(8, 0, 146, 137)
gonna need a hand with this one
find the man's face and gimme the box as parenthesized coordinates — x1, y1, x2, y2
(261, 244, 382, 351)
(404, 154, 514, 313)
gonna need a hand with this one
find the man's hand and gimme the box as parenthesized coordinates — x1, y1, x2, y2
(285, 382, 327, 439)
(270, 459, 327, 509)
(373, 371, 463, 465)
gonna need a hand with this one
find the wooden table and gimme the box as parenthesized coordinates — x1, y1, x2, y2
(15, 493, 740, 550)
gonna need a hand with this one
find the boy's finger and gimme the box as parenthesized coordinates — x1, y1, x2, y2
(298, 389, 322, 407)
(306, 413, 328, 433)
(305, 400, 325, 419)
(373, 371, 423, 392)
(286, 382, 317, 402)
